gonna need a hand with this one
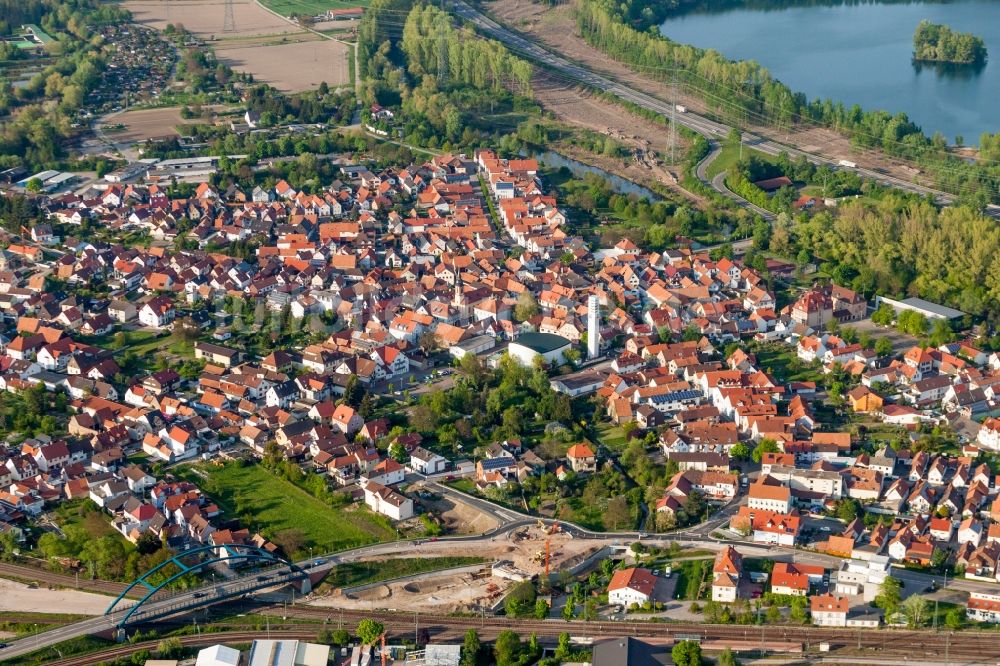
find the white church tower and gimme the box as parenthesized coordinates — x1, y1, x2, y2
(587, 295, 600, 359)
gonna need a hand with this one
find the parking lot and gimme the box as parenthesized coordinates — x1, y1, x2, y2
(800, 514, 849, 547)
(850, 314, 920, 353)
(377, 342, 512, 400)
(376, 365, 458, 399)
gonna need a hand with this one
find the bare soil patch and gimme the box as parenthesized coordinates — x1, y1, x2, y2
(0, 578, 110, 615)
(216, 40, 350, 92)
(125, 0, 297, 38)
(313, 567, 507, 613)
(100, 106, 199, 142)
(533, 73, 705, 205)
(487, 0, 937, 186)
(306, 525, 603, 613)
(413, 486, 500, 535)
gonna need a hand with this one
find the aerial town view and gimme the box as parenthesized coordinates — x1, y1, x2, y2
(0, 0, 999, 664)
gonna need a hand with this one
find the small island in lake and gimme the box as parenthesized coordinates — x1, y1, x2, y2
(913, 20, 987, 65)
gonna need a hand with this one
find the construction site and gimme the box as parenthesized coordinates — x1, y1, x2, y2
(306, 522, 606, 615)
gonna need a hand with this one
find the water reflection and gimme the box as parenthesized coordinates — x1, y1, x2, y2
(659, 0, 1000, 141)
(530, 151, 661, 200)
(912, 58, 987, 80)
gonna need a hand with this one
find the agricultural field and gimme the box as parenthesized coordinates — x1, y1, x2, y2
(176, 462, 396, 557)
(260, 0, 370, 17)
(99, 107, 198, 143)
(214, 37, 350, 92)
(125, 0, 297, 38)
(125, 0, 350, 93)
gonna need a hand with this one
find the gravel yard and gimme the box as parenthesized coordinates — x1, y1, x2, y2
(0, 578, 111, 616)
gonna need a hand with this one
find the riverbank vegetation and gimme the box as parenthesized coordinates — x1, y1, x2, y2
(913, 20, 986, 65)
(575, 0, 1000, 206)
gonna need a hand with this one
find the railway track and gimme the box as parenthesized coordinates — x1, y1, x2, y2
(42, 630, 318, 666)
(0, 562, 147, 599)
(281, 605, 997, 661)
(22, 609, 1000, 666)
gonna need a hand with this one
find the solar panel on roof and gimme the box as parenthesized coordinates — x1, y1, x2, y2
(480, 456, 515, 471)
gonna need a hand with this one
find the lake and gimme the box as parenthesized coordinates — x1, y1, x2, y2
(660, 0, 1000, 144)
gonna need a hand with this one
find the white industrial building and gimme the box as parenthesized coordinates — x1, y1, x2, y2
(196, 645, 241, 666)
(875, 295, 965, 321)
(834, 555, 890, 602)
(248, 639, 330, 666)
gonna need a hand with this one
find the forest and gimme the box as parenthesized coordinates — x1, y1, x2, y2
(0, 0, 60, 36)
(575, 0, 1000, 207)
(0, 0, 129, 168)
(359, 0, 534, 151)
(913, 20, 987, 65)
(402, 5, 531, 97)
(779, 197, 1000, 322)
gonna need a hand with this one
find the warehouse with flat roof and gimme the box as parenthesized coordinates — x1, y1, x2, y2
(876, 295, 965, 321)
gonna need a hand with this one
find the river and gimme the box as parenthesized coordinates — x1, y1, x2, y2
(531, 151, 661, 200)
(660, 0, 1000, 144)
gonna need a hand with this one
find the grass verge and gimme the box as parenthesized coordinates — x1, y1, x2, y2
(324, 556, 486, 589)
(175, 462, 396, 557)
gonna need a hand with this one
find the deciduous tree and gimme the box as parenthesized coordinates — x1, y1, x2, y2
(461, 629, 480, 666)
(671, 639, 702, 666)
(356, 618, 384, 646)
(875, 576, 902, 620)
(493, 629, 522, 666)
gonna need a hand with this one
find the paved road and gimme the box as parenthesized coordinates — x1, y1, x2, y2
(448, 0, 963, 210)
(695, 141, 777, 222)
(0, 562, 308, 660)
(0, 475, 989, 660)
